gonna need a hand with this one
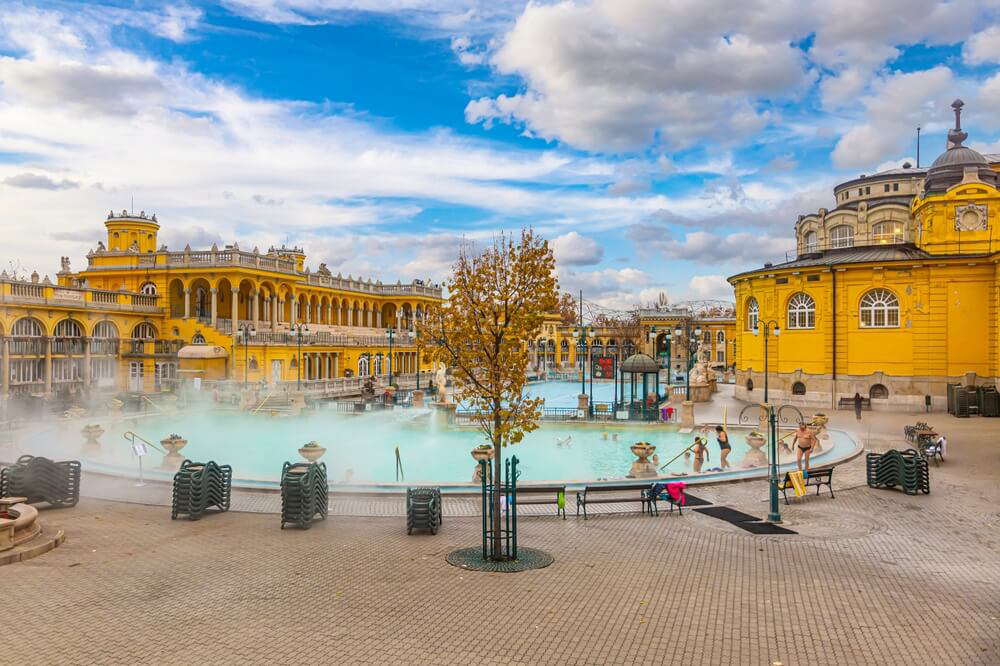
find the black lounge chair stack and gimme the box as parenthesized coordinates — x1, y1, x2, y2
(0, 454, 81, 508)
(171, 460, 232, 520)
(406, 487, 442, 534)
(866, 449, 930, 495)
(280, 461, 328, 529)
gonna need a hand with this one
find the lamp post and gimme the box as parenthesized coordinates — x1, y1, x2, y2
(292, 323, 308, 389)
(386, 327, 395, 387)
(671, 320, 703, 401)
(572, 327, 595, 395)
(752, 320, 781, 403)
(752, 319, 783, 522)
(237, 323, 256, 388)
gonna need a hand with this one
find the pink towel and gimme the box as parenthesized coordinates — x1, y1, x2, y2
(665, 481, 686, 505)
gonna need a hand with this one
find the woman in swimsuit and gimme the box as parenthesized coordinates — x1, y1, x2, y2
(691, 437, 708, 473)
(715, 425, 731, 469)
(792, 423, 816, 473)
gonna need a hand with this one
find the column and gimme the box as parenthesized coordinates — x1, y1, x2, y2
(44, 337, 52, 394)
(348, 306, 354, 327)
(2, 337, 9, 397)
(231, 289, 240, 329)
(305, 299, 311, 325)
(376, 310, 382, 328)
(291, 297, 297, 326)
(366, 307, 372, 328)
(277, 299, 284, 325)
(183, 288, 191, 319)
(333, 353, 339, 378)
(83, 338, 92, 388)
(327, 303, 333, 325)
(396, 311, 402, 331)
(211, 288, 218, 328)
(271, 296, 278, 331)
(312, 353, 319, 380)
(251, 291, 259, 327)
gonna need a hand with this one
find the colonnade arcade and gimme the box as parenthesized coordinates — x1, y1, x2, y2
(291, 350, 421, 380)
(167, 277, 426, 334)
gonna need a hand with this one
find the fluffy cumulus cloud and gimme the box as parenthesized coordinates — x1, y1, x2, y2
(552, 231, 603, 266)
(831, 67, 957, 168)
(964, 25, 1000, 64)
(627, 227, 795, 266)
(687, 275, 733, 300)
(466, 0, 811, 152)
(3, 172, 79, 190)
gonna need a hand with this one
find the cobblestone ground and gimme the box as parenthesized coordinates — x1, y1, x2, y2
(3, 402, 999, 665)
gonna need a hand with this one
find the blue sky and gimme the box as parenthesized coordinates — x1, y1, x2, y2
(2, 0, 1000, 306)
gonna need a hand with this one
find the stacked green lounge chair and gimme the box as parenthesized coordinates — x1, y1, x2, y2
(0, 454, 81, 507)
(866, 449, 930, 495)
(406, 487, 442, 534)
(280, 462, 328, 529)
(171, 460, 232, 520)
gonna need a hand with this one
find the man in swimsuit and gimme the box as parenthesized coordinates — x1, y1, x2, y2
(715, 425, 731, 469)
(792, 423, 816, 473)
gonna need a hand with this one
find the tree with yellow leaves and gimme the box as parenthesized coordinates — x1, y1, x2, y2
(420, 229, 558, 560)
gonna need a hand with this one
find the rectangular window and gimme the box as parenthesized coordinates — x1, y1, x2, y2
(776, 277, 788, 284)
(858, 188, 863, 196)
(807, 274, 820, 282)
(865, 186, 870, 194)
(893, 183, 899, 191)
(716, 350, 724, 363)
(884, 184, 890, 192)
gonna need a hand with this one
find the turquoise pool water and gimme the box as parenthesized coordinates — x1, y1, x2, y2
(25, 400, 858, 487)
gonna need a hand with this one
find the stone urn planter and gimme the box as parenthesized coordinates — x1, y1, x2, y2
(628, 441, 657, 479)
(108, 398, 124, 417)
(471, 445, 493, 482)
(742, 431, 768, 468)
(811, 413, 829, 427)
(298, 441, 326, 463)
(81, 424, 104, 454)
(160, 434, 188, 469)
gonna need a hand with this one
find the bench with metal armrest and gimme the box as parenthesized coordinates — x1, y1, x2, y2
(780, 467, 835, 505)
(576, 483, 657, 520)
(515, 485, 567, 519)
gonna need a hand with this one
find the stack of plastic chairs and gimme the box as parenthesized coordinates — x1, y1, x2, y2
(280, 462, 328, 529)
(171, 460, 232, 520)
(866, 449, 930, 495)
(0, 455, 81, 507)
(406, 487, 442, 534)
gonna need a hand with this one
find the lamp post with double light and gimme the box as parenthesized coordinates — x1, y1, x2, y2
(753, 318, 782, 522)
(237, 322, 256, 388)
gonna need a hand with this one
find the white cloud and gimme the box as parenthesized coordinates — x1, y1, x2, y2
(686, 275, 732, 300)
(964, 25, 1000, 64)
(557, 266, 668, 310)
(466, 0, 811, 152)
(552, 231, 603, 266)
(3, 172, 79, 190)
(831, 67, 955, 169)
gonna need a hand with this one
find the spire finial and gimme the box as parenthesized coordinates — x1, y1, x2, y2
(948, 99, 967, 147)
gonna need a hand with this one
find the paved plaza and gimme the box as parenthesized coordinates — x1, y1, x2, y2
(3, 404, 1000, 666)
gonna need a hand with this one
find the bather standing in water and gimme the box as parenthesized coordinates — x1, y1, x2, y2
(691, 437, 708, 473)
(715, 425, 732, 469)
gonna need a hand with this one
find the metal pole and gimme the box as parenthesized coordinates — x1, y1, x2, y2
(767, 405, 781, 523)
(296, 327, 301, 389)
(764, 325, 769, 403)
(685, 325, 691, 401)
(388, 328, 393, 386)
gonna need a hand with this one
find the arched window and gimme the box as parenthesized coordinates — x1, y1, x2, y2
(12, 317, 43, 337)
(786, 293, 816, 329)
(870, 384, 889, 399)
(192, 333, 206, 345)
(860, 289, 899, 328)
(139, 281, 157, 296)
(803, 230, 817, 252)
(249, 356, 258, 370)
(872, 221, 903, 244)
(716, 330, 725, 344)
(830, 225, 854, 249)
(791, 381, 806, 395)
(93, 321, 119, 338)
(746, 297, 759, 331)
(132, 322, 157, 339)
(703, 331, 711, 345)
(358, 356, 369, 377)
(54, 319, 83, 337)
(746, 378, 754, 392)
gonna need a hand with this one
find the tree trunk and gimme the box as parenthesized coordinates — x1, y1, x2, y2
(492, 412, 503, 560)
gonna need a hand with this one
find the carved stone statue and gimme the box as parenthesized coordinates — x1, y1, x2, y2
(434, 362, 449, 403)
(96, 241, 106, 252)
(129, 240, 139, 252)
(689, 360, 714, 385)
(317, 263, 331, 277)
(60, 256, 71, 272)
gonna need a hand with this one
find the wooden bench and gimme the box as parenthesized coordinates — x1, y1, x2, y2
(515, 485, 567, 519)
(576, 483, 656, 520)
(781, 467, 835, 505)
(837, 397, 871, 411)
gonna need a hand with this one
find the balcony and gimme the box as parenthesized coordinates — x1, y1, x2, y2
(0, 278, 163, 314)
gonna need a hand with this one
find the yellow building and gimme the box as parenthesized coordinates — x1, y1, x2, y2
(528, 304, 736, 386)
(730, 99, 1000, 410)
(0, 210, 441, 401)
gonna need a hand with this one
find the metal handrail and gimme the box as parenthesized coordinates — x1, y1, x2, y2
(123, 431, 167, 454)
